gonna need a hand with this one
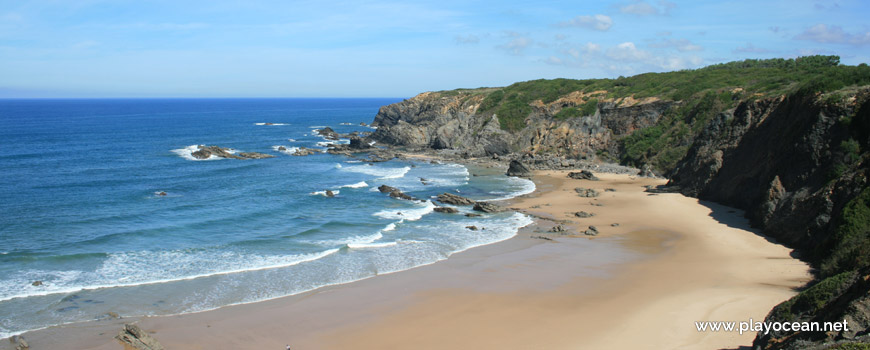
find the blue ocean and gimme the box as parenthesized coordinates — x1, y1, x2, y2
(0, 98, 534, 338)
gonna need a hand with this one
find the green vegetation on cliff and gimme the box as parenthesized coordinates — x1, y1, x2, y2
(466, 55, 870, 172)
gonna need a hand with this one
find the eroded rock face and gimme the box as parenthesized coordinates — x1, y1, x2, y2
(368, 91, 673, 158)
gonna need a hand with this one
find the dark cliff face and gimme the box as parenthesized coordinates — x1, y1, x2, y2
(670, 91, 869, 259)
(668, 90, 870, 349)
(370, 91, 673, 159)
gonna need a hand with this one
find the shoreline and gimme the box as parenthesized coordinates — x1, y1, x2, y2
(2, 167, 810, 349)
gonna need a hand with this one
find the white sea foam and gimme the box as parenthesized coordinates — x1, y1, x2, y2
(171, 145, 222, 161)
(310, 190, 339, 196)
(254, 123, 288, 126)
(287, 138, 297, 142)
(382, 222, 397, 232)
(0, 248, 340, 302)
(272, 145, 300, 155)
(373, 201, 435, 221)
(341, 164, 411, 179)
(487, 176, 537, 201)
(340, 181, 368, 189)
(347, 241, 398, 249)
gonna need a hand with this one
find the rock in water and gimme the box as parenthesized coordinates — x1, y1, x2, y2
(316, 127, 341, 140)
(473, 201, 505, 213)
(568, 170, 599, 181)
(378, 185, 398, 193)
(116, 324, 164, 350)
(325, 190, 335, 197)
(465, 225, 478, 231)
(433, 207, 459, 214)
(238, 152, 275, 159)
(437, 193, 476, 206)
(506, 160, 532, 178)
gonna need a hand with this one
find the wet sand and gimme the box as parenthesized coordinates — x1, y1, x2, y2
(4, 171, 810, 350)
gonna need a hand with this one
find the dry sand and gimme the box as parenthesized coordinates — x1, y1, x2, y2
(6, 171, 810, 350)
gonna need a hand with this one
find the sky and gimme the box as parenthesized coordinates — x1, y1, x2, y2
(0, 0, 868, 98)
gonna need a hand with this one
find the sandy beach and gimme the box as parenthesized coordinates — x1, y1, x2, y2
(5, 170, 811, 350)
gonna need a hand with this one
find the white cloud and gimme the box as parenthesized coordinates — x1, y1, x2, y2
(606, 42, 650, 61)
(649, 38, 703, 52)
(454, 34, 479, 44)
(619, 1, 676, 16)
(557, 14, 613, 31)
(583, 43, 601, 54)
(796, 24, 870, 45)
(498, 32, 533, 55)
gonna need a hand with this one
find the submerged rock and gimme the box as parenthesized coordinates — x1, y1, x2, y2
(116, 324, 164, 350)
(291, 147, 321, 156)
(437, 193, 476, 206)
(325, 190, 335, 198)
(191, 145, 275, 160)
(506, 160, 533, 178)
(237, 152, 275, 159)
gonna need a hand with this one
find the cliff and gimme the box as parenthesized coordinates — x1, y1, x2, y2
(371, 89, 673, 160)
(365, 56, 870, 349)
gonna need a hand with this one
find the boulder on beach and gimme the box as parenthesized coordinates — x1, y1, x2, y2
(574, 211, 595, 218)
(473, 201, 505, 213)
(568, 170, 599, 181)
(506, 160, 533, 178)
(575, 188, 600, 198)
(437, 193, 476, 206)
(584, 226, 599, 236)
(116, 324, 164, 350)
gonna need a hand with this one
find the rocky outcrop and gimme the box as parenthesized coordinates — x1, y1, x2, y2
(369, 90, 673, 158)
(506, 160, 533, 177)
(317, 127, 341, 140)
(568, 170, 598, 180)
(238, 152, 275, 159)
(434, 207, 459, 214)
(473, 201, 505, 213)
(437, 193, 476, 206)
(377, 185, 416, 201)
(116, 324, 163, 350)
(292, 147, 321, 156)
(192, 145, 275, 160)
